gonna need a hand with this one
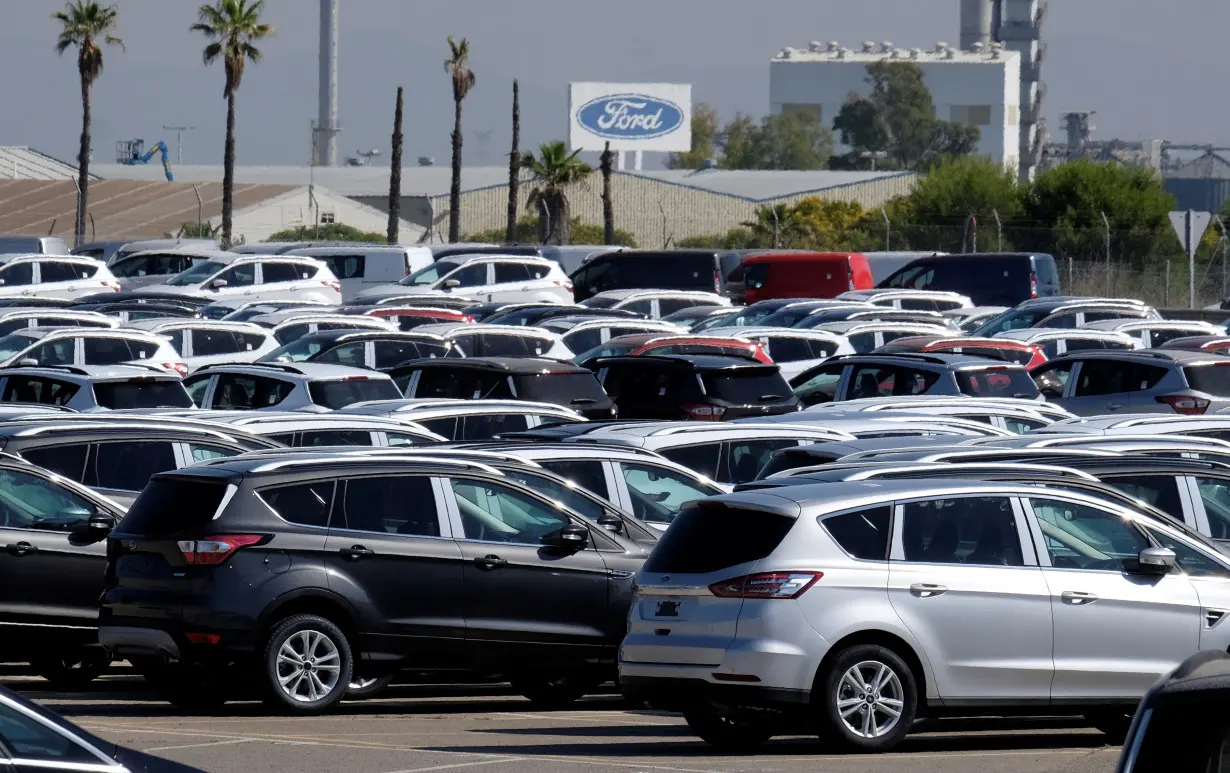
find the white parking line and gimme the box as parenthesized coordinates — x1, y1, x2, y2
(379, 759, 518, 773)
(143, 738, 256, 752)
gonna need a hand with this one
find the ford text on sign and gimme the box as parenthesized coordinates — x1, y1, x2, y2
(576, 94, 685, 141)
(568, 82, 692, 152)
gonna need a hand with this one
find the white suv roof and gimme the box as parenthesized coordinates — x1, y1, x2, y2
(568, 421, 854, 448)
(341, 398, 584, 422)
(0, 309, 117, 326)
(839, 289, 974, 308)
(584, 289, 731, 305)
(992, 329, 1137, 346)
(1081, 319, 1223, 335)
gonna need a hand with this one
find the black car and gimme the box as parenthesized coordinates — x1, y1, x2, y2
(1116, 650, 1230, 772)
(74, 302, 199, 321)
(388, 357, 616, 420)
(99, 454, 650, 713)
(589, 355, 799, 421)
(259, 329, 459, 370)
(569, 250, 736, 301)
(878, 252, 1061, 306)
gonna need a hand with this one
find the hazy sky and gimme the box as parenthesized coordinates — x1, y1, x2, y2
(2, 0, 1227, 169)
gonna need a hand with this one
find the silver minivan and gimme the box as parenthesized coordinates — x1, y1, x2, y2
(283, 245, 433, 302)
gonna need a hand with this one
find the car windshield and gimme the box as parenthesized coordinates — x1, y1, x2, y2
(93, 379, 195, 409)
(165, 260, 225, 287)
(572, 341, 639, 363)
(308, 378, 402, 409)
(579, 296, 619, 309)
(515, 373, 608, 406)
(400, 261, 460, 287)
(971, 308, 1051, 337)
(0, 332, 37, 361)
(260, 338, 327, 363)
(703, 369, 792, 404)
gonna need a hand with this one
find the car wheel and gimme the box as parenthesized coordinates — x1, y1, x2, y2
(818, 644, 917, 753)
(509, 672, 599, 708)
(261, 614, 353, 714)
(346, 674, 395, 700)
(31, 652, 110, 689)
(683, 708, 773, 752)
(1087, 710, 1133, 743)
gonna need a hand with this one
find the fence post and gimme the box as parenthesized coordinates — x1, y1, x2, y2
(1165, 260, 1171, 308)
(1101, 211, 1111, 297)
(880, 206, 890, 251)
(1068, 256, 1073, 290)
(992, 209, 1002, 252)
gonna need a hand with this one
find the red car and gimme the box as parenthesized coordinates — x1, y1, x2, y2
(574, 334, 772, 365)
(1158, 335, 1230, 354)
(877, 335, 1047, 369)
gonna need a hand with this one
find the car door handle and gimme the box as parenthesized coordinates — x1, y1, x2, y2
(339, 545, 373, 560)
(474, 554, 507, 571)
(910, 583, 947, 598)
(6, 542, 37, 557)
(1061, 591, 1099, 605)
(1107, 403, 1123, 411)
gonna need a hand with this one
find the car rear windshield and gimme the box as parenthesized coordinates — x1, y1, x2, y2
(579, 296, 619, 309)
(93, 379, 195, 409)
(308, 378, 402, 410)
(117, 476, 230, 536)
(1185, 364, 1230, 396)
(956, 368, 1040, 399)
(514, 373, 608, 405)
(644, 501, 797, 574)
(702, 369, 792, 405)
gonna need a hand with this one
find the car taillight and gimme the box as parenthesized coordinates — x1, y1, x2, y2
(682, 404, 725, 421)
(714, 269, 722, 294)
(163, 361, 188, 377)
(709, 571, 823, 599)
(848, 265, 855, 292)
(324, 280, 341, 292)
(177, 534, 265, 566)
(101, 279, 120, 291)
(1156, 394, 1210, 415)
(1029, 271, 1038, 299)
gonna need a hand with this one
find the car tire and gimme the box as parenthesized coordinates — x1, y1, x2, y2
(509, 672, 599, 708)
(817, 644, 917, 753)
(261, 614, 353, 714)
(31, 652, 110, 689)
(346, 674, 395, 700)
(1086, 710, 1133, 743)
(683, 708, 773, 752)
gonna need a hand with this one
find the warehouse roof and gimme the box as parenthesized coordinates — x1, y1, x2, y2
(0, 147, 94, 181)
(92, 163, 914, 203)
(772, 41, 1021, 64)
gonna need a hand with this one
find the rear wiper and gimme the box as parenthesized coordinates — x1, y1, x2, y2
(1012, 392, 1038, 399)
(758, 394, 785, 401)
(570, 397, 597, 404)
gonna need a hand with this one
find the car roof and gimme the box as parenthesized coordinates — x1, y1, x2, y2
(0, 363, 178, 381)
(716, 327, 845, 341)
(192, 362, 394, 381)
(993, 329, 1137, 344)
(591, 354, 774, 371)
(119, 248, 233, 261)
(588, 289, 726, 301)
(545, 318, 680, 332)
(389, 357, 588, 375)
(121, 319, 267, 334)
(0, 253, 99, 265)
(1081, 319, 1219, 332)
(807, 320, 951, 335)
(341, 398, 584, 419)
(820, 351, 1024, 369)
(1046, 348, 1223, 365)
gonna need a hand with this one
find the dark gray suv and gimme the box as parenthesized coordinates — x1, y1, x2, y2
(790, 353, 1041, 407)
(1032, 350, 1230, 417)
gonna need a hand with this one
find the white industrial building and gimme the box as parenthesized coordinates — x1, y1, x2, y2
(770, 40, 1022, 176)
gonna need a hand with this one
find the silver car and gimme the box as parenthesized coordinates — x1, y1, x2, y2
(1033, 350, 1230, 416)
(620, 479, 1230, 753)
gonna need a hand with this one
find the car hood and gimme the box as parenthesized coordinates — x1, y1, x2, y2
(352, 284, 445, 301)
(130, 284, 207, 298)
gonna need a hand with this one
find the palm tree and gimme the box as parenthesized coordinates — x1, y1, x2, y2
(388, 86, 404, 244)
(505, 79, 520, 244)
(53, 1, 123, 249)
(191, 0, 273, 249)
(600, 142, 615, 245)
(444, 36, 475, 242)
(521, 141, 593, 245)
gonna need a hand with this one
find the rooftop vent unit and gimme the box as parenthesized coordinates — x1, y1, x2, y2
(881, 41, 893, 52)
(417, 156, 434, 167)
(910, 48, 922, 60)
(935, 41, 949, 53)
(861, 40, 876, 52)
(827, 41, 840, 51)
(808, 40, 823, 52)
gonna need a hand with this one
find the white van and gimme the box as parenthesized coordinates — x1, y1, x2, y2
(282, 245, 433, 302)
(0, 236, 70, 255)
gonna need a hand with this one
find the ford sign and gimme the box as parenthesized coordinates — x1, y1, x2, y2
(576, 94, 685, 141)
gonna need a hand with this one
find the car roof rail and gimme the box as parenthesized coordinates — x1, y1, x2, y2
(6, 364, 89, 375)
(201, 362, 306, 376)
(247, 455, 504, 475)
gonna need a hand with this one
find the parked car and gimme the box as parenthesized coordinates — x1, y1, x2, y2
(86, 237, 217, 264)
(282, 245, 433, 301)
(590, 355, 800, 421)
(1082, 319, 1225, 348)
(579, 289, 730, 319)
(707, 299, 833, 330)
(1032, 350, 1230, 416)
(942, 305, 1010, 333)
(705, 328, 853, 379)
(107, 248, 233, 291)
(205, 299, 336, 322)
(197, 412, 445, 447)
(539, 318, 683, 355)
(80, 302, 200, 323)
(791, 307, 955, 330)
(569, 249, 734, 301)
(661, 305, 743, 331)
(0, 328, 186, 375)
(620, 479, 1229, 752)
(878, 252, 1061, 305)
(876, 335, 1047, 369)
(351, 255, 572, 305)
(741, 252, 874, 303)
(483, 304, 640, 327)
(0, 309, 117, 336)
(993, 328, 1138, 359)
(0, 236, 69, 254)
(802, 321, 953, 353)
(838, 288, 974, 311)
(248, 311, 395, 345)
(809, 395, 1062, 433)
(0, 364, 194, 412)
(0, 254, 119, 300)
(1115, 651, 1230, 772)
(99, 453, 651, 712)
(354, 305, 473, 330)
(574, 334, 771, 368)
(260, 330, 459, 369)
(389, 357, 616, 419)
(124, 319, 277, 371)
(341, 398, 585, 439)
(1158, 335, 1230, 354)
(791, 352, 1041, 407)
(972, 297, 1157, 337)
(183, 362, 403, 412)
(138, 255, 342, 305)
(414, 323, 573, 360)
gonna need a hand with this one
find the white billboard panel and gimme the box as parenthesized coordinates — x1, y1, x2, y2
(569, 83, 692, 152)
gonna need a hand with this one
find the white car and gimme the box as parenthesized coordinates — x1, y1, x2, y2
(413, 322, 573, 360)
(247, 311, 396, 345)
(351, 255, 573, 305)
(711, 327, 855, 380)
(838, 288, 975, 311)
(0, 328, 187, 375)
(281, 245, 434, 302)
(536, 316, 684, 354)
(183, 362, 404, 412)
(0, 254, 120, 299)
(123, 319, 279, 371)
(340, 398, 585, 440)
(993, 328, 1138, 359)
(1081, 319, 1226, 349)
(107, 248, 234, 291)
(804, 321, 953, 353)
(580, 289, 731, 319)
(137, 255, 342, 305)
(0, 309, 118, 336)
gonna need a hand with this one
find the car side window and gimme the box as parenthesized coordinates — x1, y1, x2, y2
(461, 413, 530, 440)
(620, 462, 711, 524)
(445, 263, 488, 288)
(1074, 360, 1167, 397)
(563, 329, 602, 354)
(322, 256, 364, 280)
(19, 445, 89, 482)
(28, 339, 75, 366)
(339, 476, 440, 536)
(900, 496, 1023, 566)
(822, 506, 892, 560)
(622, 300, 653, 316)
(1103, 475, 1185, 521)
(0, 467, 96, 532)
(726, 439, 797, 484)
(1029, 497, 1150, 570)
(234, 331, 268, 352)
(218, 263, 256, 287)
(658, 298, 702, 316)
(89, 441, 178, 492)
(373, 341, 428, 369)
(537, 460, 610, 499)
(1194, 477, 1230, 540)
(212, 373, 294, 409)
(183, 374, 212, 405)
(1032, 360, 1075, 397)
(187, 444, 236, 462)
(793, 364, 845, 405)
(37, 261, 82, 283)
(450, 478, 572, 545)
(494, 262, 533, 283)
(418, 417, 457, 439)
(1146, 528, 1230, 578)
(660, 444, 722, 480)
(162, 329, 186, 353)
(83, 337, 135, 365)
(260, 263, 305, 284)
(0, 262, 34, 286)
(898, 298, 938, 311)
(1037, 312, 1077, 329)
(0, 376, 78, 406)
(848, 332, 876, 352)
(191, 329, 241, 356)
(314, 342, 367, 368)
(258, 481, 335, 528)
(299, 430, 372, 447)
(0, 700, 101, 763)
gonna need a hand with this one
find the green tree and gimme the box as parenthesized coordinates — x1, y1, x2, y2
(53, 1, 123, 248)
(465, 217, 636, 247)
(265, 223, 386, 243)
(719, 112, 834, 170)
(192, 0, 274, 250)
(888, 156, 1023, 251)
(444, 36, 476, 243)
(521, 141, 593, 245)
(667, 102, 719, 169)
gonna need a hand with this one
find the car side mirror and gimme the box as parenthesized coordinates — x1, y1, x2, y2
(1131, 547, 1176, 576)
(16, 358, 37, 367)
(549, 522, 590, 550)
(442, 279, 462, 290)
(73, 511, 116, 544)
(209, 278, 229, 290)
(597, 513, 624, 535)
(0, 279, 6, 287)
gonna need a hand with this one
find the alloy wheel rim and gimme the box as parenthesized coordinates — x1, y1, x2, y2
(835, 660, 904, 739)
(276, 629, 342, 703)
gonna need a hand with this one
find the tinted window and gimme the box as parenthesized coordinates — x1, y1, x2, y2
(1074, 360, 1168, 397)
(93, 380, 194, 409)
(661, 444, 722, 479)
(848, 365, 940, 399)
(259, 481, 335, 528)
(823, 506, 891, 560)
(0, 262, 34, 286)
(373, 340, 446, 369)
(234, 331, 268, 352)
(450, 479, 572, 545)
(644, 500, 796, 573)
(563, 328, 602, 354)
(90, 441, 177, 491)
(702, 369, 792, 404)
(418, 417, 457, 439)
(461, 413, 530, 440)
(792, 364, 844, 405)
(308, 379, 401, 410)
(1029, 498, 1149, 570)
(83, 337, 136, 365)
(299, 430, 373, 447)
(1195, 477, 1230, 540)
(727, 439, 797, 484)
(621, 461, 714, 525)
(901, 496, 1022, 566)
(765, 337, 820, 363)
(20, 445, 89, 481)
(1105, 475, 1184, 521)
(514, 373, 608, 406)
(27, 338, 75, 366)
(502, 469, 608, 522)
(0, 467, 95, 532)
(447, 263, 488, 288)
(537, 460, 610, 499)
(191, 329, 241, 356)
(1185, 364, 1230, 396)
(274, 324, 310, 345)
(494, 263, 533, 283)
(322, 255, 364, 279)
(218, 263, 256, 287)
(618, 253, 714, 291)
(38, 261, 83, 283)
(162, 329, 185, 353)
(659, 298, 712, 316)
(1032, 360, 1075, 397)
(258, 263, 304, 284)
(118, 476, 228, 536)
(184, 374, 211, 405)
(0, 319, 29, 336)
(212, 373, 295, 409)
(848, 332, 877, 352)
(187, 444, 234, 462)
(339, 476, 440, 536)
(956, 368, 1040, 398)
(0, 701, 100, 763)
(314, 342, 368, 368)
(0, 376, 78, 406)
(1148, 528, 1230, 578)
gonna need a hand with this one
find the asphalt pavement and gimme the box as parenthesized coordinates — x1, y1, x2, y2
(7, 672, 1121, 773)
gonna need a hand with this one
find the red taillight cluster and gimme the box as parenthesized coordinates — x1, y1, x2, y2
(1156, 394, 1210, 415)
(709, 571, 823, 599)
(323, 280, 341, 293)
(682, 403, 725, 421)
(713, 269, 722, 294)
(847, 265, 855, 292)
(177, 534, 264, 566)
(164, 361, 189, 377)
(101, 279, 120, 292)
(1029, 271, 1038, 299)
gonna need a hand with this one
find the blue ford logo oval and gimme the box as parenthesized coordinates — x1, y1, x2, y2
(576, 94, 685, 140)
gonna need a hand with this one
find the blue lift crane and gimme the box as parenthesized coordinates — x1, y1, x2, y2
(115, 139, 174, 181)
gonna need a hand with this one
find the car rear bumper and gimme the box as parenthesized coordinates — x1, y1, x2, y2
(620, 672, 811, 710)
(99, 626, 183, 659)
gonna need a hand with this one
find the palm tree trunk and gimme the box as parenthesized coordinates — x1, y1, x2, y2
(388, 86, 404, 245)
(549, 193, 570, 246)
(601, 142, 615, 245)
(448, 97, 463, 242)
(221, 89, 237, 250)
(74, 76, 92, 248)
(506, 80, 520, 244)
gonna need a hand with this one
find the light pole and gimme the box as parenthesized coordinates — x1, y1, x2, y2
(163, 125, 195, 166)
